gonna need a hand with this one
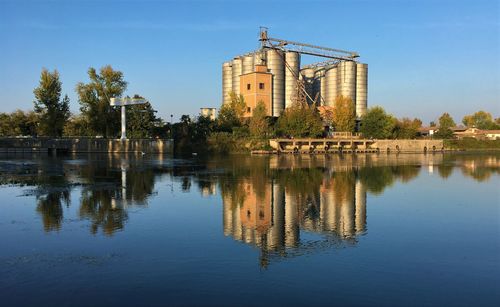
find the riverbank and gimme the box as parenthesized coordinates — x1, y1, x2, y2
(444, 139, 500, 151)
(0, 137, 174, 154)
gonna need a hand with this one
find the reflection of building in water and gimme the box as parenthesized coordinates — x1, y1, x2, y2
(222, 173, 367, 265)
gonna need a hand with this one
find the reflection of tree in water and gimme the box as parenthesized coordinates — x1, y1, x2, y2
(77, 163, 157, 235)
(36, 189, 70, 232)
(358, 165, 421, 195)
(0, 155, 160, 235)
(438, 164, 454, 179)
(438, 154, 500, 181)
(79, 189, 128, 236)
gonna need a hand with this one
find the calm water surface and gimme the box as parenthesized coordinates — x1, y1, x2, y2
(0, 153, 499, 306)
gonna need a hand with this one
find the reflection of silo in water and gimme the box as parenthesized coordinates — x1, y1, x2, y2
(355, 179, 367, 234)
(320, 190, 337, 232)
(266, 49, 285, 116)
(244, 227, 254, 244)
(222, 196, 233, 236)
(324, 65, 338, 107)
(222, 62, 233, 105)
(268, 182, 285, 249)
(338, 61, 356, 103)
(285, 52, 300, 108)
(284, 191, 299, 247)
(231, 57, 242, 96)
(232, 200, 243, 241)
(340, 192, 355, 238)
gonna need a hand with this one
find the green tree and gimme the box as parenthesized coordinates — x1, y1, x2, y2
(276, 102, 323, 137)
(4, 110, 39, 136)
(63, 115, 90, 136)
(462, 111, 499, 129)
(33, 69, 70, 137)
(126, 95, 159, 138)
(435, 112, 455, 139)
(360, 106, 396, 139)
(76, 65, 127, 137)
(0, 113, 14, 136)
(393, 117, 422, 139)
(249, 101, 269, 138)
(332, 95, 355, 132)
(217, 91, 246, 132)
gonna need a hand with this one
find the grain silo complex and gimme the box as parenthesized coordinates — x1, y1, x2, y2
(221, 28, 368, 119)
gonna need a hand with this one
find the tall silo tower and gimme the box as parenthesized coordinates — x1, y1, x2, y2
(324, 65, 338, 107)
(338, 61, 357, 104)
(266, 49, 285, 116)
(231, 57, 242, 96)
(284, 51, 300, 108)
(222, 62, 233, 105)
(355, 63, 368, 118)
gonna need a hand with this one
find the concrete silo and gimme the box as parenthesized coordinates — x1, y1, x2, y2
(241, 54, 254, 75)
(266, 49, 285, 116)
(313, 68, 325, 105)
(285, 51, 300, 108)
(300, 67, 315, 104)
(355, 63, 368, 118)
(338, 61, 357, 104)
(231, 57, 242, 96)
(222, 61, 233, 105)
(324, 65, 338, 107)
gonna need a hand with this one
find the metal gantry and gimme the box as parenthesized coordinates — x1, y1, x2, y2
(259, 28, 358, 61)
(110, 97, 147, 140)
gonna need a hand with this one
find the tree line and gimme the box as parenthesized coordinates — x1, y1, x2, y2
(1, 67, 498, 148)
(0, 66, 168, 138)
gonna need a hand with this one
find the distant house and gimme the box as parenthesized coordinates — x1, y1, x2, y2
(483, 130, 500, 140)
(418, 127, 436, 137)
(453, 127, 500, 140)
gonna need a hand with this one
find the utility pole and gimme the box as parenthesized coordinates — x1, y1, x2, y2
(110, 97, 147, 140)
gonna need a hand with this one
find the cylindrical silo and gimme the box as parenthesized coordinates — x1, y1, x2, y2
(285, 52, 300, 108)
(355, 63, 368, 118)
(231, 57, 242, 97)
(324, 65, 338, 107)
(338, 61, 357, 104)
(313, 68, 325, 105)
(222, 62, 233, 105)
(300, 68, 315, 104)
(253, 50, 266, 66)
(266, 49, 285, 116)
(241, 55, 254, 75)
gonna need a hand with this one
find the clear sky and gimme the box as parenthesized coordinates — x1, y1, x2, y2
(0, 0, 498, 124)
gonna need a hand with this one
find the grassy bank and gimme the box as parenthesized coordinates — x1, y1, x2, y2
(444, 138, 500, 151)
(207, 132, 272, 154)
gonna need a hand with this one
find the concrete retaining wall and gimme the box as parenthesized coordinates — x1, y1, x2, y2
(0, 138, 173, 154)
(371, 139, 444, 153)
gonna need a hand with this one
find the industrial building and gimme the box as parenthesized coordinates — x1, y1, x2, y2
(222, 28, 368, 118)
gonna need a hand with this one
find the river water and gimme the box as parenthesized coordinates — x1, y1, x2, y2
(0, 153, 499, 306)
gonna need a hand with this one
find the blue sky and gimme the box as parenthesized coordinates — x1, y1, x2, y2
(0, 0, 498, 123)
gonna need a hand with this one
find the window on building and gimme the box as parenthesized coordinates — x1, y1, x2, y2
(247, 107, 251, 113)
(247, 84, 251, 90)
(259, 83, 265, 90)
